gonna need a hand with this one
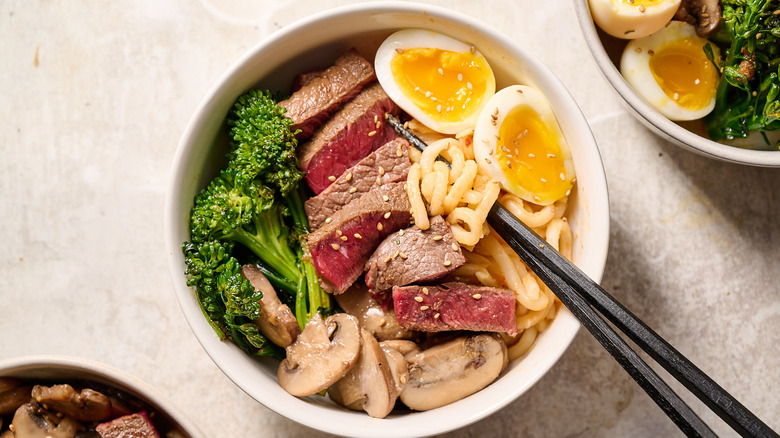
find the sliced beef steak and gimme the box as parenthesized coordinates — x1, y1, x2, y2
(279, 50, 375, 140)
(298, 83, 399, 194)
(365, 215, 465, 293)
(393, 283, 517, 336)
(96, 411, 160, 438)
(308, 182, 412, 294)
(305, 138, 410, 230)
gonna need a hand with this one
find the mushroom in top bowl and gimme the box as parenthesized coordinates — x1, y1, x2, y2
(575, 0, 780, 166)
(165, 2, 609, 437)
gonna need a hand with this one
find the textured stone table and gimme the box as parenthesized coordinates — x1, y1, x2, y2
(2, 1, 778, 437)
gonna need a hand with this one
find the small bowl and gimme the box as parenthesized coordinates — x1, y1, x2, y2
(0, 355, 204, 437)
(574, 0, 780, 167)
(165, 2, 610, 436)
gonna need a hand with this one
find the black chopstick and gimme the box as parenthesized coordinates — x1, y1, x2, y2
(488, 204, 778, 438)
(386, 114, 779, 438)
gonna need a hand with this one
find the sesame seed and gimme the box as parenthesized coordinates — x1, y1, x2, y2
(534, 195, 541, 201)
(541, 177, 547, 183)
(434, 313, 440, 319)
(485, 158, 492, 164)
(443, 260, 452, 267)
(673, 92, 680, 101)
(400, 375, 407, 384)
(393, 250, 400, 259)
(528, 153, 536, 158)
(384, 254, 393, 264)
(399, 252, 407, 259)
(379, 318, 387, 327)
(432, 235, 443, 241)
(395, 48, 404, 54)
(397, 148, 403, 157)
(377, 222, 384, 231)
(425, 91, 433, 98)
(328, 175, 336, 182)
(383, 195, 390, 202)
(467, 81, 473, 90)
(368, 130, 377, 137)
(560, 172, 565, 181)
(374, 114, 379, 123)
(565, 189, 571, 196)
(436, 104, 442, 113)
(634, 47, 642, 54)
(648, 49, 655, 56)
(340, 235, 348, 241)
(539, 243, 545, 249)
(695, 78, 701, 85)
(399, 229, 405, 236)
(752, 91, 758, 97)
(507, 162, 512, 169)
(472, 293, 482, 300)
(469, 45, 476, 54)
(345, 172, 352, 181)
(414, 296, 424, 302)
(376, 176, 382, 185)
(420, 305, 430, 311)
(354, 233, 362, 239)
(331, 243, 340, 250)
(701, 13, 709, 18)
(376, 121, 382, 129)
(547, 153, 556, 158)
(336, 229, 343, 236)
(325, 217, 332, 224)
(493, 107, 499, 116)
(422, 287, 429, 295)
(348, 187, 357, 194)
(384, 212, 391, 219)
(516, 88, 523, 94)
(378, 166, 385, 176)
(701, 19, 710, 27)
(757, 33, 763, 40)
(451, 242, 459, 251)
(457, 73, 463, 81)
(438, 68, 444, 75)
(638, 5, 645, 12)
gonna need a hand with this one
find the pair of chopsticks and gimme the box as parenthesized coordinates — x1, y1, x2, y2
(386, 114, 778, 438)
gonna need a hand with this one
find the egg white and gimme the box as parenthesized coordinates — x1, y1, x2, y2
(621, 21, 720, 121)
(473, 85, 575, 206)
(375, 29, 495, 134)
(589, 0, 681, 39)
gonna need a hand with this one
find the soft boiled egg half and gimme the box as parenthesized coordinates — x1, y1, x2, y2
(473, 85, 575, 206)
(621, 21, 720, 121)
(589, 0, 681, 39)
(375, 29, 496, 135)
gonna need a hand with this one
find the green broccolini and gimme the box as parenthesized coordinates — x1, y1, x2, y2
(705, 0, 780, 146)
(183, 89, 331, 357)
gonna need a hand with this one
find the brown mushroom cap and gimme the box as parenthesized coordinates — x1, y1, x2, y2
(242, 264, 301, 347)
(328, 329, 397, 418)
(278, 313, 361, 397)
(31, 384, 112, 422)
(673, 0, 722, 38)
(400, 333, 508, 411)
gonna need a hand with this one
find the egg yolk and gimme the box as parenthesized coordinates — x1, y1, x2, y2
(649, 38, 719, 110)
(390, 47, 490, 124)
(496, 105, 571, 204)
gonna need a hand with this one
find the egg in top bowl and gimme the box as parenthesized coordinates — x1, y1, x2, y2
(165, 3, 609, 437)
(575, 0, 780, 166)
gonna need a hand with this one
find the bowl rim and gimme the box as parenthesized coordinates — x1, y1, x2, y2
(573, 0, 780, 167)
(165, 1, 611, 436)
(0, 355, 205, 437)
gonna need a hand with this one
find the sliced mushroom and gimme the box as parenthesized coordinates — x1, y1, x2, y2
(242, 264, 301, 347)
(31, 384, 112, 423)
(10, 403, 81, 438)
(379, 343, 409, 396)
(673, 0, 722, 38)
(278, 313, 361, 397)
(335, 284, 413, 341)
(400, 333, 508, 411)
(0, 385, 33, 415)
(328, 329, 397, 418)
(379, 340, 421, 358)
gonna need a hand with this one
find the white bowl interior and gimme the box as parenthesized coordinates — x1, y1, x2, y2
(573, 0, 780, 167)
(165, 3, 610, 437)
(0, 355, 204, 437)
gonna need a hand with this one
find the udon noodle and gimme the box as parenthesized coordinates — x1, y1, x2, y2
(404, 119, 574, 360)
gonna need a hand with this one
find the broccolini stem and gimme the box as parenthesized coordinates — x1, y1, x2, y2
(294, 273, 307, 330)
(230, 226, 300, 283)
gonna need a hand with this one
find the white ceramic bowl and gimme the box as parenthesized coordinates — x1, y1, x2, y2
(574, 0, 780, 167)
(0, 355, 204, 437)
(165, 2, 610, 436)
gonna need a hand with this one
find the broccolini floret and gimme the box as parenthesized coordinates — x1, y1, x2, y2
(183, 89, 331, 357)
